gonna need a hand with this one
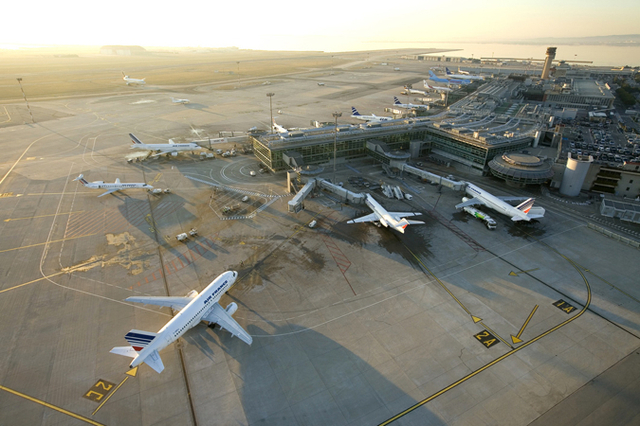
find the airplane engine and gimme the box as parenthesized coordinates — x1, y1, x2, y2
(186, 290, 199, 298)
(462, 197, 470, 202)
(225, 302, 238, 316)
(378, 218, 388, 228)
(171, 151, 178, 157)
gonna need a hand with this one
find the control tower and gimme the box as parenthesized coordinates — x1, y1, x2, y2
(541, 47, 557, 80)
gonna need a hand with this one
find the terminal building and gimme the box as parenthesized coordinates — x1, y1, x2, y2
(251, 115, 538, 176)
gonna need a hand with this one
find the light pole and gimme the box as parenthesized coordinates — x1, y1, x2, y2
(16, 78, 34, 123)
(267, 93, 275, 133)
(332, 111, 342, 184)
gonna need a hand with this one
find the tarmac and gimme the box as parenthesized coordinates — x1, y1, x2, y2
(0, 55, 639, 426)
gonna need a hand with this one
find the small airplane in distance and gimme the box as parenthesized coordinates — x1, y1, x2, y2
(272, 119, 288, 134)
(351, 107, 392, 122)
(423, 80, 453, 93)
(122, 72, 146, 86)
(347, 193, 424, 233)
(111, 271, 252, 373)
(171, 97, 190, 104)
(455, 182, 545, 222)
(403, 86, 429, 96)
(129, 133, 202, 158)
(428, 70, 470, 85)
(73, 174, 153, 197)
(393, 96, 429, 110)
(445, 67, 484, 81)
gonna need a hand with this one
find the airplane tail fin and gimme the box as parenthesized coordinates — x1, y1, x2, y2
(115, 178, 121, 185)
(123, 329, 158, 352)
(122, 72, 126, 78)
(129, 133, 144, 145)
(515, 198, 535, 214)
(445, 67, 452, 75)
(429, 70, 436, 78)
(73, 174, 89, 186)
(393, 96, 401, 105)
(351, 107, 360, 116)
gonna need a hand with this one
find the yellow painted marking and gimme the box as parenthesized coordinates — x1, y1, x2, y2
(0, 233, 98, 255)
(4, 210, 84, 222)
(0, 384, 105, 426)
(84, 379, 116, 402)
(511, 304, 539, 344)
(0, 271, 67, 294)
(508, 268, 539, 276)
(471, 315, 482, 323)
(92, 368, 137, 416)
(379, 250, 592, 425)
(0, 106, 11, 123)
(150, 173, 162, 184)
(478, 321, 513, 349)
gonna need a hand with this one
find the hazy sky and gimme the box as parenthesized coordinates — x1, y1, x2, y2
(3, 0, 639, 51)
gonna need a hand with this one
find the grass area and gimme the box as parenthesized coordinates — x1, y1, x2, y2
(0, 46, 341, 101)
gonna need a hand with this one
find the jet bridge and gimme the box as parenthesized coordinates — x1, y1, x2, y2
(400, 164, 466, 191)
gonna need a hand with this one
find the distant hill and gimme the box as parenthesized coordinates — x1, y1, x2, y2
(509, 34, 640, 46)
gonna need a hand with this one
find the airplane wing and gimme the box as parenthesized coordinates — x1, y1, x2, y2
(347, 213, 379, 224)
(98, 189, 120, 197)
(388, 212, 422, 220)
(455, 198, 484, 209)
(125, 296, 191, 311)
(497, 196, 530, 203)
(202, 303, 252, 345)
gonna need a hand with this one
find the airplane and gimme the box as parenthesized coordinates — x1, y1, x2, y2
(272, 119, 288, 134)
(73, 174, 153, 197)
(455, 182, 545, 222)
(428, 70, 470, 85)
(110, 271, 252, 373)
(171, 97, 190, 104)
(347, 193, 424, 233)
(129, 133, 202, 158)
(351, 107, 392, 122)
(423, 80, 453, 93)
(445, 67, 484, 81)
(403, 86, 429, 96)
(122, 72, 146, 86)
(393, 96, 429, 110)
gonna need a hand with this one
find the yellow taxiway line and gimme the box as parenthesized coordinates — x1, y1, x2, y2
(0, 384, 105, 426)
(0, 233, 98, 255)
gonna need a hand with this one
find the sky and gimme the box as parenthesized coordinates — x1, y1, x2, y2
(2, 0, 639, 51)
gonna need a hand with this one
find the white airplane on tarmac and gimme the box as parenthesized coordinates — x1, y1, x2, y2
(111, 271, 252, 373)
(423, 80, 453, 93)
(393, 96, 429, 110)
(122, 72, 146, 85)
(455, 182, 545, 221)
(446, 67, 484, 81)
(272, 119, 288, 134)
(73, 174, 153, 197)
(171, 97, 190, 104)
(351, 107, 392, 122)
(403, 86, 429, 96)
(347, 193, 424, 233)
(129, 133, 202, 158)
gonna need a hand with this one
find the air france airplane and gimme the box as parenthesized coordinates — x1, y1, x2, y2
(393, 96, 429, 110)
(423, 80, 453, 93)
(445, 67, 484, 81)
(428, 70, 470, 85)
(351, 107, 392, 122)
(455, 182, 545, 222)
(347, 193, 424, 233)
(73, 174, 153, 197)
(122, 72, 146, 86)
(129, 133, 202, 157)
(111, 271, 252, 373)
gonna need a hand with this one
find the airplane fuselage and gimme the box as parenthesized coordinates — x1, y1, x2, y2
(86, 182, 152, 190)
(465, 183, 530, 221)
(131, 272, 236, 368)
(365, 194, 406, 232)
(131, 143, 200, 152)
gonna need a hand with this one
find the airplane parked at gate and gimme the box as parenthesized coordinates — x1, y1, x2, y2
(455, 182, 545, 221)
(272, 119, 288, 134)
(129, 133, 202, 158)
(111, 271, 252, 373)
(171, 97, 190, 104)
(393, 96, 429, 110)
(347, 193, 424, 233)
(445, 67, 484, 81)
(428, 70, 470, 85)
(122, 72, 146, 86)
(423, 80, 453, 93)
(73, 174, 153, 197)
(351, 107, 392, 122)
(403, 86, 429, 96)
